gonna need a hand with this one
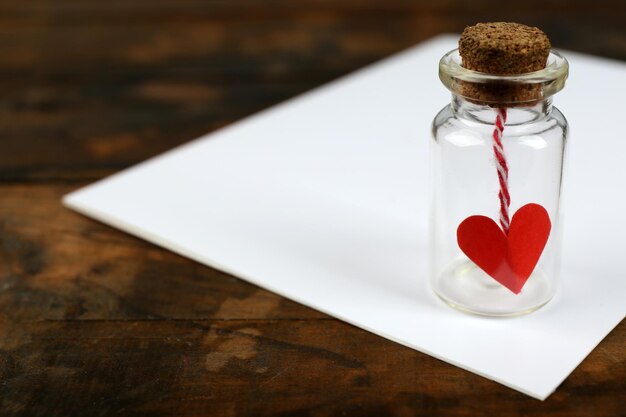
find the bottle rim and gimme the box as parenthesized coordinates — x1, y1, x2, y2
(439, 48, 569, 104)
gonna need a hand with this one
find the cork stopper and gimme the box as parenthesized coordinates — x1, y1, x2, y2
(458, 22, 551, 104)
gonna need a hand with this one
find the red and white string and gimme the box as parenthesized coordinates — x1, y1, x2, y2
(492, 108, 510, 235)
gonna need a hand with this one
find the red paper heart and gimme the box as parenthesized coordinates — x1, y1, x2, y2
(456, 203, 551, 294)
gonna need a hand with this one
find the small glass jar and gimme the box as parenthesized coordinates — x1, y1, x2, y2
(431, 49, 569, 316)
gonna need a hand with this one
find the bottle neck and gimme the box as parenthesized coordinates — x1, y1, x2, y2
(450, 95, 552, 125)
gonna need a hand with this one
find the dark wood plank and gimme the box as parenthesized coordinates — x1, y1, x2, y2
(0, 319, 623, 417)
(1, 1, 625, 181)
(0, 78, 312, 181)
(0, 184, 325, 321)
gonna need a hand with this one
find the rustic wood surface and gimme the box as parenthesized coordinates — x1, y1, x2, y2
(1, 1, 625, 416)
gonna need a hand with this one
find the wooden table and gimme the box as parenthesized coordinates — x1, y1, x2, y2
(1, 1, 624, 415)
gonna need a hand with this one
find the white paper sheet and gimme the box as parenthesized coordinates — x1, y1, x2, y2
(63, 35, 626, 400)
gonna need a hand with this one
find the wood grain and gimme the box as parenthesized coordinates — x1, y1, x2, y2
(1, 319, 623, 417)
(2, 1, 626, 181)
(0, 185, 324, 321)
(0, 1, 624, 415)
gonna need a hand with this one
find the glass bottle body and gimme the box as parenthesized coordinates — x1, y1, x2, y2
(431, 96, 568, 316)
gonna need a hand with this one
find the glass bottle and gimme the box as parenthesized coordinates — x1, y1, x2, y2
(431, 49, 569, 316)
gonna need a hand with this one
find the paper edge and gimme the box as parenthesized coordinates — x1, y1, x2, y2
(61, 33, 459, 201)
(63, 194, 552, 400)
